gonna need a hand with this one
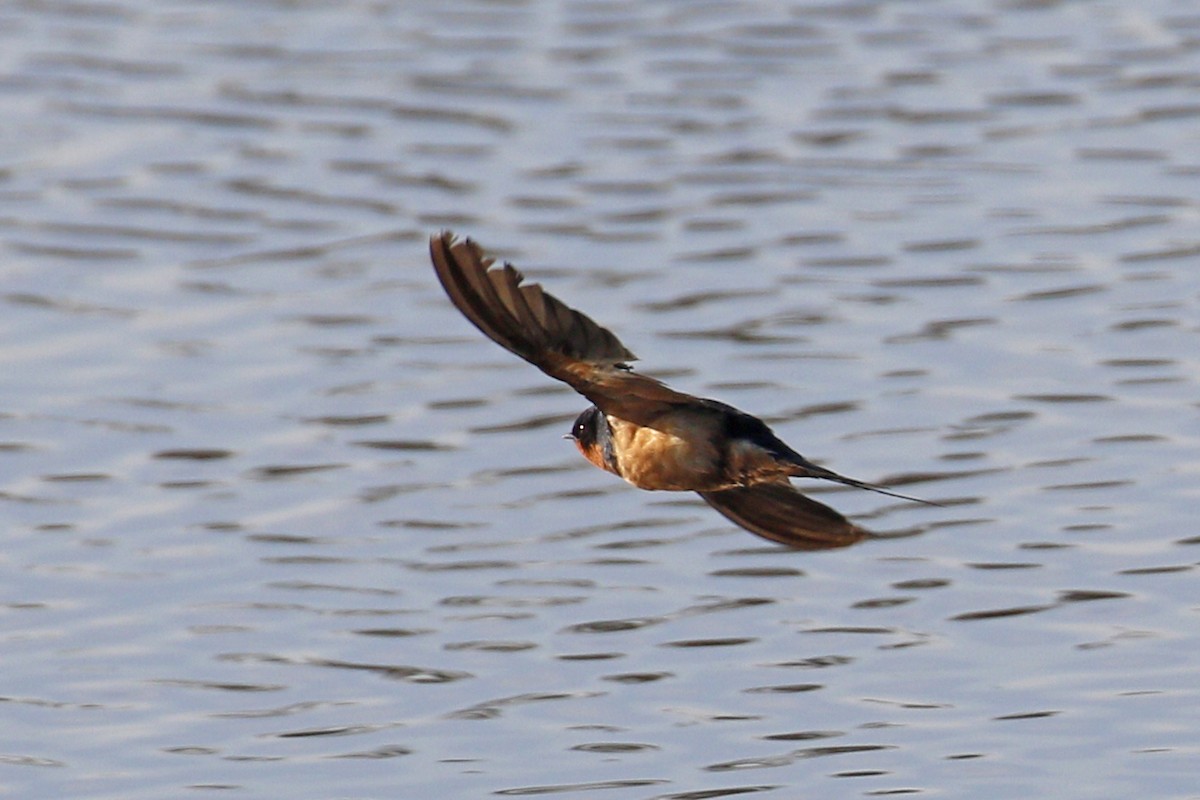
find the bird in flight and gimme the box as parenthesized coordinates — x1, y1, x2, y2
(429, 232, 933, 550)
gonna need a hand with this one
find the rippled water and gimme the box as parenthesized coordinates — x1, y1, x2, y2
(3, 1, 1199, 798)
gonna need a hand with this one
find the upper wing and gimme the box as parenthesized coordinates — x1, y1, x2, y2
(698, 481, 867, 550)
(430, 231, 697, 425)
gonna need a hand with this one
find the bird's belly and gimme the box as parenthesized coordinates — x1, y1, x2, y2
(607, 416, 723, 491)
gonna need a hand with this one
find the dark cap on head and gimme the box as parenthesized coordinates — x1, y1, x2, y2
(569, 406, 602, 448)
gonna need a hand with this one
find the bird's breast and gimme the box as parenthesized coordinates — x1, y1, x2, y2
(606, 413, 725, 491)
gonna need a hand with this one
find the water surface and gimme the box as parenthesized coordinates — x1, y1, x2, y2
(2, 1, 1198, 798)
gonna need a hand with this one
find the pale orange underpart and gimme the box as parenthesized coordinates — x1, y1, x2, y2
(606, 413, 722, 491)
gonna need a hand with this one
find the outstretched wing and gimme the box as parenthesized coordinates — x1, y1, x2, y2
(698, 482, 867, 550)
(430, 231, 697, 425)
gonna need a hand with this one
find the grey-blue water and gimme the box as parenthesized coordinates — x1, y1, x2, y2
(2, 1, 1198, 798)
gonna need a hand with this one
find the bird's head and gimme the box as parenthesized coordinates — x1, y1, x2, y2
(564, 406, 611, 473)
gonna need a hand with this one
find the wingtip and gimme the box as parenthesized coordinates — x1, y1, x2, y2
(429, 230, 456, 271)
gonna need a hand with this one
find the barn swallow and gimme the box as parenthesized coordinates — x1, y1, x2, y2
(429, 232, 933, 550)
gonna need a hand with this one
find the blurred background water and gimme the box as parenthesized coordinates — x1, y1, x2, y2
(2, 1, 1198, 798)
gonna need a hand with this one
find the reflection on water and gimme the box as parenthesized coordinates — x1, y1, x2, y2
(3, 1, 1199, 798)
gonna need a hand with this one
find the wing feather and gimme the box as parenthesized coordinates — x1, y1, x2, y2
(492, 267, 546, 349)
(430, 231, 696, 424)
(698, 482, 867, 550)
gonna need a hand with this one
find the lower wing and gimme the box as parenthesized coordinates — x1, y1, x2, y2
(698, 482, 867, 550)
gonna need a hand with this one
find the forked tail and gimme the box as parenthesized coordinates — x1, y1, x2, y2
(788, 458, 942, 507)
